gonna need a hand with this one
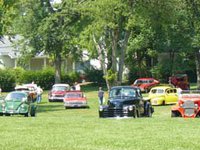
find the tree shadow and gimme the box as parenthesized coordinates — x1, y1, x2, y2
(37, 104, 64, 113)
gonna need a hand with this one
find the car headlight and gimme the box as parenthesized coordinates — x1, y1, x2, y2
(195, 104, 198, 108)
(99, 106, 104, 111)
(128, 106, 133, 111)
(180, 104, 183, 107)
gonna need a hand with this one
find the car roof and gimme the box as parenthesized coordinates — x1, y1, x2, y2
(15, 85, 29, 90)
(136, 78, 156, 80)
(53, 84, 70, 87)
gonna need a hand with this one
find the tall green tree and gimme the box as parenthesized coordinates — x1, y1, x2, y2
(12, 0, 82, 83)
(80, 0, 137, 89)
(0, 0, 15, 37)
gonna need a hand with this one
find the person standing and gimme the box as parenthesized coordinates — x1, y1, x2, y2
(98, 87, 104, 105)
(37, 86, 43, 103)
(75, 82, 81, 91)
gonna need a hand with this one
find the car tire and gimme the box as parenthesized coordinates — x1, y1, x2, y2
(171, 111, 177, 117)
(48, 99, 52, 102)
(0, 113, 3, 116)
(24, 112, 29, 117)
(162, 101, 165, 105)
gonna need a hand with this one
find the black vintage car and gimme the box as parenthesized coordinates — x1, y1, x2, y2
(99, 86, 154, 118)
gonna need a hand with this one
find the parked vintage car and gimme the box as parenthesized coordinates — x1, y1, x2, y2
(171, 90, 200, 118)
(48, 84, 70, 102)
(0, 91, 36, 117)
(169, 74, 189, 90)
(148, 86, 178, 105)
(63, 91, 88, 108)
(132, 78, 159, 92)
(99, 86, 154, 118)
(15, 84, 37, 102)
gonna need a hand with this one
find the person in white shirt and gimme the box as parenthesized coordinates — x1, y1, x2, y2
(75, 82, 81, 91)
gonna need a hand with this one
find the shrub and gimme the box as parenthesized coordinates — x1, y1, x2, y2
(84, 68, 105, 84)
(0, 69, 16, 92)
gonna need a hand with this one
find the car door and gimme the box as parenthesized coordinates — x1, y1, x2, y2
(165, 88, 178, 104)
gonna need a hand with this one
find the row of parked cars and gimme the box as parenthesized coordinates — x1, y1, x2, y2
(1, 74, 199, 118)
(48, 84, 88, 109)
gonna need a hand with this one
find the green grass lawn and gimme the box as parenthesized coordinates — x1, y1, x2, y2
(0, 86, 199, 150)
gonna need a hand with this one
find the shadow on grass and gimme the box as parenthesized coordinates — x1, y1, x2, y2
(81, 83, 107, 92)
(37, 103, 64, 113)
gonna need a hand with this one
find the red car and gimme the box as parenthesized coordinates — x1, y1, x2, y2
(171, 91, 200, 118)
(132, 78, 159, 92)
(63, 91, 88, 108)
(48, 84, 70, 102)
(169, 74, 189, 90)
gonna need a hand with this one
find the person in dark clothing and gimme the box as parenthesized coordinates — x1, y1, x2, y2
(98, 87, 104, 105)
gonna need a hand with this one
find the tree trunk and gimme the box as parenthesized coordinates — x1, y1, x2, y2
(55, 54, 62, 83)
(111, 29, 118, 73)
(195, 51, 200, 89)
(93, 35, 110, 90)
(118, 31, 130, 84)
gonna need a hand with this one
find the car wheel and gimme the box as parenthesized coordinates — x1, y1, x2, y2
(0, 113, 3, 116)
(5, 114, 10, 116)
(171, 111, 177, 117)
(24, 112, 29, 117)
(162, 101, 165, 105)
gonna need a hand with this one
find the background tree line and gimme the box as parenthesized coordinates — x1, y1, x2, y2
(1, 0, 200, 89)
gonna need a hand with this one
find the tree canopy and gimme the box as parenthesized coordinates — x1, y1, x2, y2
(2, 0, 200, 88)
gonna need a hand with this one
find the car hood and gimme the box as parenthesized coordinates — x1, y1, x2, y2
(4, 100, 23, 110)
(108, 97, 139, 108)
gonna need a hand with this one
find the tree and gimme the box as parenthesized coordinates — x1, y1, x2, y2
(80, 0, 137, 89)
(11, 0, 82, 83)
(0, 0, 16, 37)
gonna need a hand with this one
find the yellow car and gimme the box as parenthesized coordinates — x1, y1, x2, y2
(148, 86, 178, 105)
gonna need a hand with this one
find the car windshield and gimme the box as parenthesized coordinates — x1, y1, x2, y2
(109, 88, 136, 98)
(134, 80, 149, 84)
(65, 93, 82, 98)
(53, 86, 69, 91)
(151, 89, 164, 94)
(5, 93, 26, 101)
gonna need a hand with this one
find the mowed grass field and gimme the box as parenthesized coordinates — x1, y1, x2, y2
(0, 85, 199, 150)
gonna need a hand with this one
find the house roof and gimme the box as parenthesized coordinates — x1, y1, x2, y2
(0, 36, 21, 59)
(0, 35, 48, 59)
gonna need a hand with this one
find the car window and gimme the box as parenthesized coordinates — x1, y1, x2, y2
(109, 88, 136, 98)
(53, 86, 69, 91)
(151, 89, 164, 94)
(5, 93, 26, 101)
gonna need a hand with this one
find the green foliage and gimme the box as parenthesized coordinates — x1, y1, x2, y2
(104, 69, 117, 85)
(84, 67, 105, 84)
(61, 71, 79, 85)
(0, 69, 15, 91)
